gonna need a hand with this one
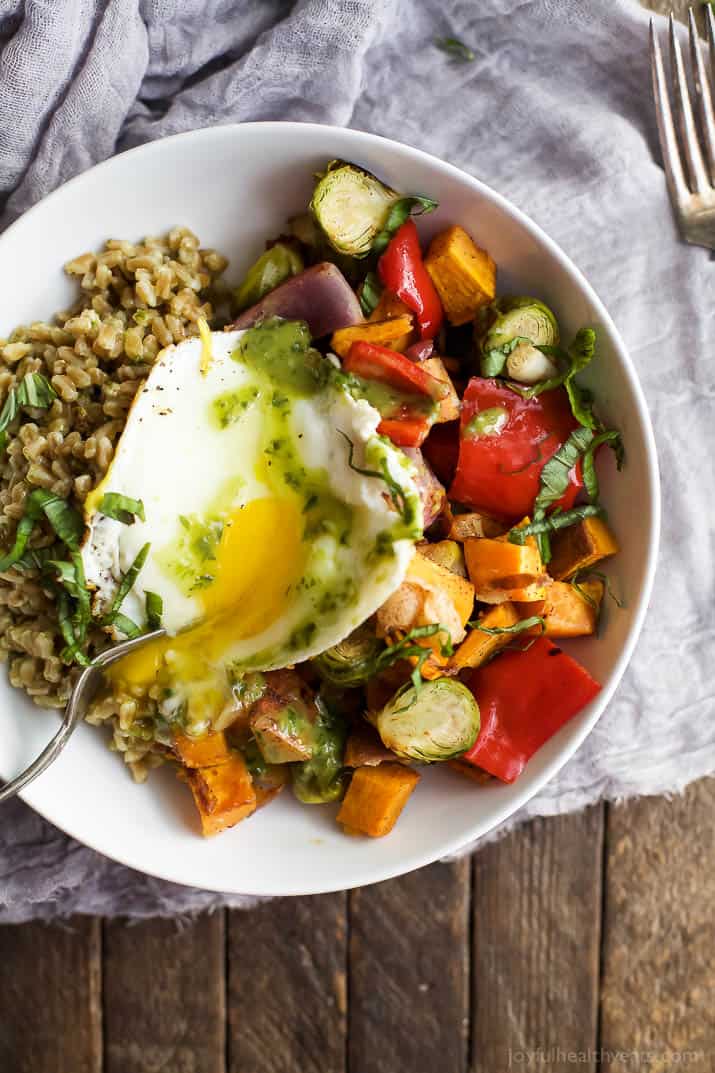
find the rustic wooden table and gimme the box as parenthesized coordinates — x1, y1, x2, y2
(1, 4, 713, 1071)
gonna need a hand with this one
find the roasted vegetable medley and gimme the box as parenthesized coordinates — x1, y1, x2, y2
(0, 160, 623, 840)
(176, 160, 623, 838)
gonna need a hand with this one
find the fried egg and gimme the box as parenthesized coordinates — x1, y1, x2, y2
(81, 319, 422, 732)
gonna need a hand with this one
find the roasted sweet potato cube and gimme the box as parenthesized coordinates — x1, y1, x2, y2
(541, 580, 603, 637)
(464, 537, 544, 594)
(344, 722, 399, 768)
(337, 764, 421, 837)
(548, 516, 620, 580)
(369, 291, 412, 322)
(417, 539, 467, 577)
(449, 602, 520, 672)
(424, 225, 496, 325)
(448, 759, 494, 784)
(421, 357, 460, 422)
(449, 511, 505, 541)
(186, 754, 257, 836)
(172, 731, 232, 769)
(330, 315, 414, 358)
(409, 551, 475, 628)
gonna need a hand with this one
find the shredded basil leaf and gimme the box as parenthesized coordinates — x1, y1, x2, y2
(57, 592, 90, 666)
(145, 590, 163, 630)
(508, 504, 603, 543)
(14, 543, 64, 573)
(435, 36, 475, 62)
(582, 430, 624, 502)
(45, 558, 80, 597)
(0, 374, 57, 457)
(375, 623, 454, 693)
(563, 328, 597, 428)
(0, 489, 83, 571)
(372, 195, 438, 256)
(572, 568, 624, 609)
(101, 542, 150, 626)
(533, 427, 594, 516)
(70, 551, 91, 644)
(17, 372, 58, 410)
(472, 615, 545, 636)
(98, 492, 146, 525)
(111, 612, 144, 640)
(506, 328, 597, 429)
(358, 271, 383, 316)
(341, 431, 414, 527)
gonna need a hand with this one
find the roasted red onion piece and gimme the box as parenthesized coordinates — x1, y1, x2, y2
(404, 340, 434, 363)
(230, 262, 364, 338)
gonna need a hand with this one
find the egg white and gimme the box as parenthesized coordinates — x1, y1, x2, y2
(81, 328, 421, 722)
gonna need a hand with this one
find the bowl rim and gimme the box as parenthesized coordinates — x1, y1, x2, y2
(0, 120, 661, 894)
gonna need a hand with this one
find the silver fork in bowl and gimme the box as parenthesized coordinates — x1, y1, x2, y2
(0, 628, 165, 803)
(650, 7, 715, 249)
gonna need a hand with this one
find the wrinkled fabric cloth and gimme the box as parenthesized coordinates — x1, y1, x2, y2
(1, 0, 713, 922)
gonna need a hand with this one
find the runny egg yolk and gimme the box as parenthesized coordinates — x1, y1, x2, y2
(106, 497, 306, 724)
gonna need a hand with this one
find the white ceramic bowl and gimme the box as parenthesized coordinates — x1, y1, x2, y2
(0, 123, 659, 895)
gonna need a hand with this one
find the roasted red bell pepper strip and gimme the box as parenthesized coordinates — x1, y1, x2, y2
(377, 416, 431, 448)
(377, 220, 444, 339)
(448, 378, 583, 520)
(344, 341, 448, 402)
(461, 638, 601, 783)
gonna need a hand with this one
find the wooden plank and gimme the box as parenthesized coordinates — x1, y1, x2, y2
(103, 911, 225, 1073)
(600, 779, 715, 1073)
(471, 807, 604, 1072)
(349, 859, 470, 1073)
(227, 894, 346, 1073)
(0, 917, 101, 1073)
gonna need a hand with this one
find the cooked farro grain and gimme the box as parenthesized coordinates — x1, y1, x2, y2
(0, 228, 229, 781)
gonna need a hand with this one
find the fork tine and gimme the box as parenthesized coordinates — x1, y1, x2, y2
(650, 20, 690, 206)
(669, 13, 710, 193)
(707, 3, 715, 94)
(688, 6, 715, 184)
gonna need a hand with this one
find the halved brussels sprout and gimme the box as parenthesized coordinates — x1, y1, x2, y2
(375, 678, 480, 762)
(310, 161, 401, 258)
(480, 297, 560, 381)
(312, 622, 382, 688)
(234, 242, 304, 312)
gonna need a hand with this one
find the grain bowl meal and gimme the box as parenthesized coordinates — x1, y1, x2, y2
(0, 162, 623, 838)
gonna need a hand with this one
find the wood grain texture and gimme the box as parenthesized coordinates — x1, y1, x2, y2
(348, 859, 470, 1073)
(471, 807, 604, 1073)
(103, 912, 225, 1073)
(600, 780, 715, 1073)
(227, 894, 346, 1073)
(0, 917, 101, 1073)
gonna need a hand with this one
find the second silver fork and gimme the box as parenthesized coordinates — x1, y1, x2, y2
(650, 7, 715, 249)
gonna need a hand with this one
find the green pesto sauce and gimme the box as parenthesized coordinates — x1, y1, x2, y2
(465, 405, 509, 439)
(157, 512, 224, 596)
(351, 375, 436, 420)
(157, 476, 246, 596)
(231, 317, 329, 397)
(291, 696, 348, 804)
(333, 367, 437, 421)
(211, 385, 260, 429)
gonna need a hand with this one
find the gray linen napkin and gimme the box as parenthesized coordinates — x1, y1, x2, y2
(0, 0, 713, 922)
